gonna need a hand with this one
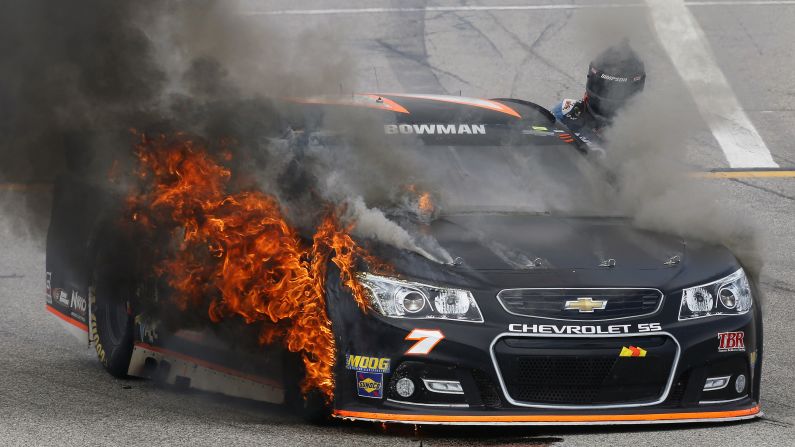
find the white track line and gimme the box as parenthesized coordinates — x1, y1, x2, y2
(646, 0, 778, 168)
(243, 4, 644, 16)
(243, 1, 795, 16)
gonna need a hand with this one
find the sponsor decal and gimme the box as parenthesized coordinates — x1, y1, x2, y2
(384, 124, 487, 135)
(718, 331, 745, 352)
(70, 292, 87, 323)
(70, 290, 87, 316)
(356, 372, 384, 399)
(523, 125, 555, 137)
(564, 297, 607, 312)
(405, 329, 445, 355)
(600, 73, 629, 82)
(508, 322, 662, 334)
(53, 288, 70, 307)
(619, 346, 647, 357)
(346, 355, 391, 373)
(45, 272, 52, 304)
(558, 133, 576, 144)
(89, 285, 109, 367)
(561, 99, 576, 114)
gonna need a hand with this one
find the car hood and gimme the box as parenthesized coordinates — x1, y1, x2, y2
(427, 213, 685, 271)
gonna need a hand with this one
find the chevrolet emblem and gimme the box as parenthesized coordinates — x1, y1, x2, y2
(564, 297, 607, 312)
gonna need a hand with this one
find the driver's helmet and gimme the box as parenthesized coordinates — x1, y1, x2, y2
(585, 40, 646, 119)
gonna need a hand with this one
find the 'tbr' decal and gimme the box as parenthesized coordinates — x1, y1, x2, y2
(718, 331, 745, 352)
(404, 329, 444, 355)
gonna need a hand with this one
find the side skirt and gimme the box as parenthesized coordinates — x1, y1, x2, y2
(128, 342, 285, 404)
(46, 304, 89, 343)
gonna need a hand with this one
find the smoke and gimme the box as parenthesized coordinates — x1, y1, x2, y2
(340, 196, 453, 264)
(604, 90, 763, 276)
(0, 0, 450, 261)
(0, 0, 355, 181)
(0, 0, 764, 270)
(295, 110, 456, 263)
(0, 1, 162, 181)
(574, 6, 764, 276)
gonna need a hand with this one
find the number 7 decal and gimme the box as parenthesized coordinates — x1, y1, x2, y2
(405, 329, 445, 355)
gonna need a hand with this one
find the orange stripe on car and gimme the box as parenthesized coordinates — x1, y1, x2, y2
(45, 304, 88, 332)
(361, 94, 410, 114)
(333, 405, 760, 423)
(288, 94, 410, 114)
(379, 93, 522, 118)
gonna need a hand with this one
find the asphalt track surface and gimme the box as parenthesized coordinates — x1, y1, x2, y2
(1, 1, 794, 446)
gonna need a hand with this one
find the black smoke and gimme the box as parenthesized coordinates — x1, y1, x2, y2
(0, 1, 167, 182)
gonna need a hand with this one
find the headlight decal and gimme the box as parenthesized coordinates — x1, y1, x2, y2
(358, 273, 484, 323)
(678, 269, 753, 320)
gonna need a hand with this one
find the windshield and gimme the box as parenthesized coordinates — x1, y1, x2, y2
(306, 134, 615, 217)
(405, 144, 609, 215)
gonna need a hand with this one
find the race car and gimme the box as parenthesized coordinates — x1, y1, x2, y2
(45, 93, 762, 425)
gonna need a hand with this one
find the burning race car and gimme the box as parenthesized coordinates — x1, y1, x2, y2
(45, 93, 761, 425)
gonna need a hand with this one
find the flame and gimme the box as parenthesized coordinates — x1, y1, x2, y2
(127, 133, 378, 401)
(418, 191, 434, 215)
(403, 184, 435, 219)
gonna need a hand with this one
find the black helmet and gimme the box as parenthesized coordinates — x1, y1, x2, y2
(585, 40, 646, 119)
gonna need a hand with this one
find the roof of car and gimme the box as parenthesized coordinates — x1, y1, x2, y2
(290, 93, 584, 149)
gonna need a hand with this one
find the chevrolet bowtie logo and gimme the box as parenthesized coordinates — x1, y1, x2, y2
(564, 297, 607, 312)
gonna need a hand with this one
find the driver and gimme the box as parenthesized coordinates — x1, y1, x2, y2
(552, 40, 646, 148)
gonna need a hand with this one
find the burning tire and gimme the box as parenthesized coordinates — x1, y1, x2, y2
(90, 242, 136, 378)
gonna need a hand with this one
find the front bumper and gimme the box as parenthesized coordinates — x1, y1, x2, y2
(327, 282, 762, 425)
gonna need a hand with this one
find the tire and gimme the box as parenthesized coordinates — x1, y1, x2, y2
(283, 353, 331, 424)
(90, 242, 136, 378)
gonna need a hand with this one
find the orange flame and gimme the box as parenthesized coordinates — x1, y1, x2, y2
(127, 133, 377, 401)
(418, 191, 434, 215)
(403, 184, 435, 218)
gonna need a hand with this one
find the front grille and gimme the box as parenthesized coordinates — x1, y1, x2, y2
(493, 336, 677, 407)
(497, 288, 663, 320)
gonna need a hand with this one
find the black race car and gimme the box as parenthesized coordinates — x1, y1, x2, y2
(46, 93, 762, 425)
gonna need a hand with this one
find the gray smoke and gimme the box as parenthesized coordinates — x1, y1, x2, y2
(574, 6, 764, 276)
(0, 0, 454, 262)
(0, 1, 162, 181)
(0, 1, 764, 271)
